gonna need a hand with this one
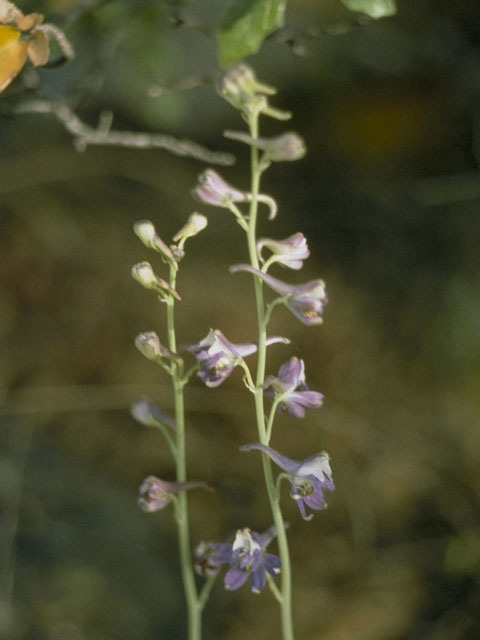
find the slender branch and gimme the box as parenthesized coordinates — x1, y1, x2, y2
(13, 100, 236, 166)
(198, 574, 217, 611)
(267, 573, 284, 603)
(37, 23, 75, 61)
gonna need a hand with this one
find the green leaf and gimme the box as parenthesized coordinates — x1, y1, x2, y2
(218, 0, 287, 68)
(341, 0, 397, 19)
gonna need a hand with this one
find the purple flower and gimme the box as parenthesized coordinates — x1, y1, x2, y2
(229, 264, 327, 326)
(138, 476, 209, 512)
(257, 233, 309, 270)
(195, 526, 281, 593)
(240, 444, 334, 521)
(193, 169, 249, 207)
(187, 329, 289, 388)
(194, 541, 225, 578)
(264, 357, 323, 418)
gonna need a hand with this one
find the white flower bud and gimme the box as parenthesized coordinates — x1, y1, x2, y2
(173, 212, 208, 247)
(131, 261, 157, 289)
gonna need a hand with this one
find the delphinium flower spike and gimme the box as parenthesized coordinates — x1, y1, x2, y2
(131, 214, 212, 639)
(188, 64, 336, 639)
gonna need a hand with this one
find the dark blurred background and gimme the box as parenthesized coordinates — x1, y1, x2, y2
(1, 0, 480, 638)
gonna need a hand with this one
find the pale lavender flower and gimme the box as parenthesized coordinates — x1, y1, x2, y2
(257, 233, 309, 270)
(196, 526, 281, 593)
(264, 357, 323, 417)
(193, 170, 277, 220)
(194, 541, 225, 578)
(193, 169, 249, 207)
(130, 396, 176, 431)
(138, 476, 209, 512)
(229, 264, 327, 326)
(187, 329, 289, 388)
(192, 169, 278, 221)
(240, 443, 334, 520)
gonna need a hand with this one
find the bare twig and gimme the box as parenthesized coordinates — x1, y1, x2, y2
(14, 100, 236, 165)
(37, 23, 75, 62)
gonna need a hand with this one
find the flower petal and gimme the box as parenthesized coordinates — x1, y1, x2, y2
(264, 553, 282, 577)
(239, 443, 302, 474)
(224, 567, 250, 591)
(250, 567, 267, 593)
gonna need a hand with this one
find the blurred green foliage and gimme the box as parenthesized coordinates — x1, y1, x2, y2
(341, 0, 397, 19)
(218, 0, 287, 67)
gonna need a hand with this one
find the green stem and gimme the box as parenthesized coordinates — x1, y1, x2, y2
(198, 574, 217, 611)
(265, 398, 281, 443)
(247, 112, 295, 640)
(167, 265, 202, 640)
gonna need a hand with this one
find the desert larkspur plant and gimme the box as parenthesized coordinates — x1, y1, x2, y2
(130, 65, 335, 640)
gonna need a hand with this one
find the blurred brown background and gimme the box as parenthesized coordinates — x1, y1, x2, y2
(1, 0, 480, 638)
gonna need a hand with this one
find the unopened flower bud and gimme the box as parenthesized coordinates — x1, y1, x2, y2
(265, 132, 306, 161)
(135, 331, 163, 360)
(173, 212, 208, 248)
(131, 261, 157, 288)
(224, 130, 306, 162)
(138, 476, 212, 512)
(133, 220, 177, 268)
(217, 64, 275, 111)
(131, 262, 181, 300)
(134, 220, 156, 245)
(138, 476, 172, 511)
(131, 396, 177, 430)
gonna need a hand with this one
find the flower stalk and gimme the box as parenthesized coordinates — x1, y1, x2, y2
(166, 262, 203, 640)
(246, 108, 295, 640)
(132, 219, 212, 640)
